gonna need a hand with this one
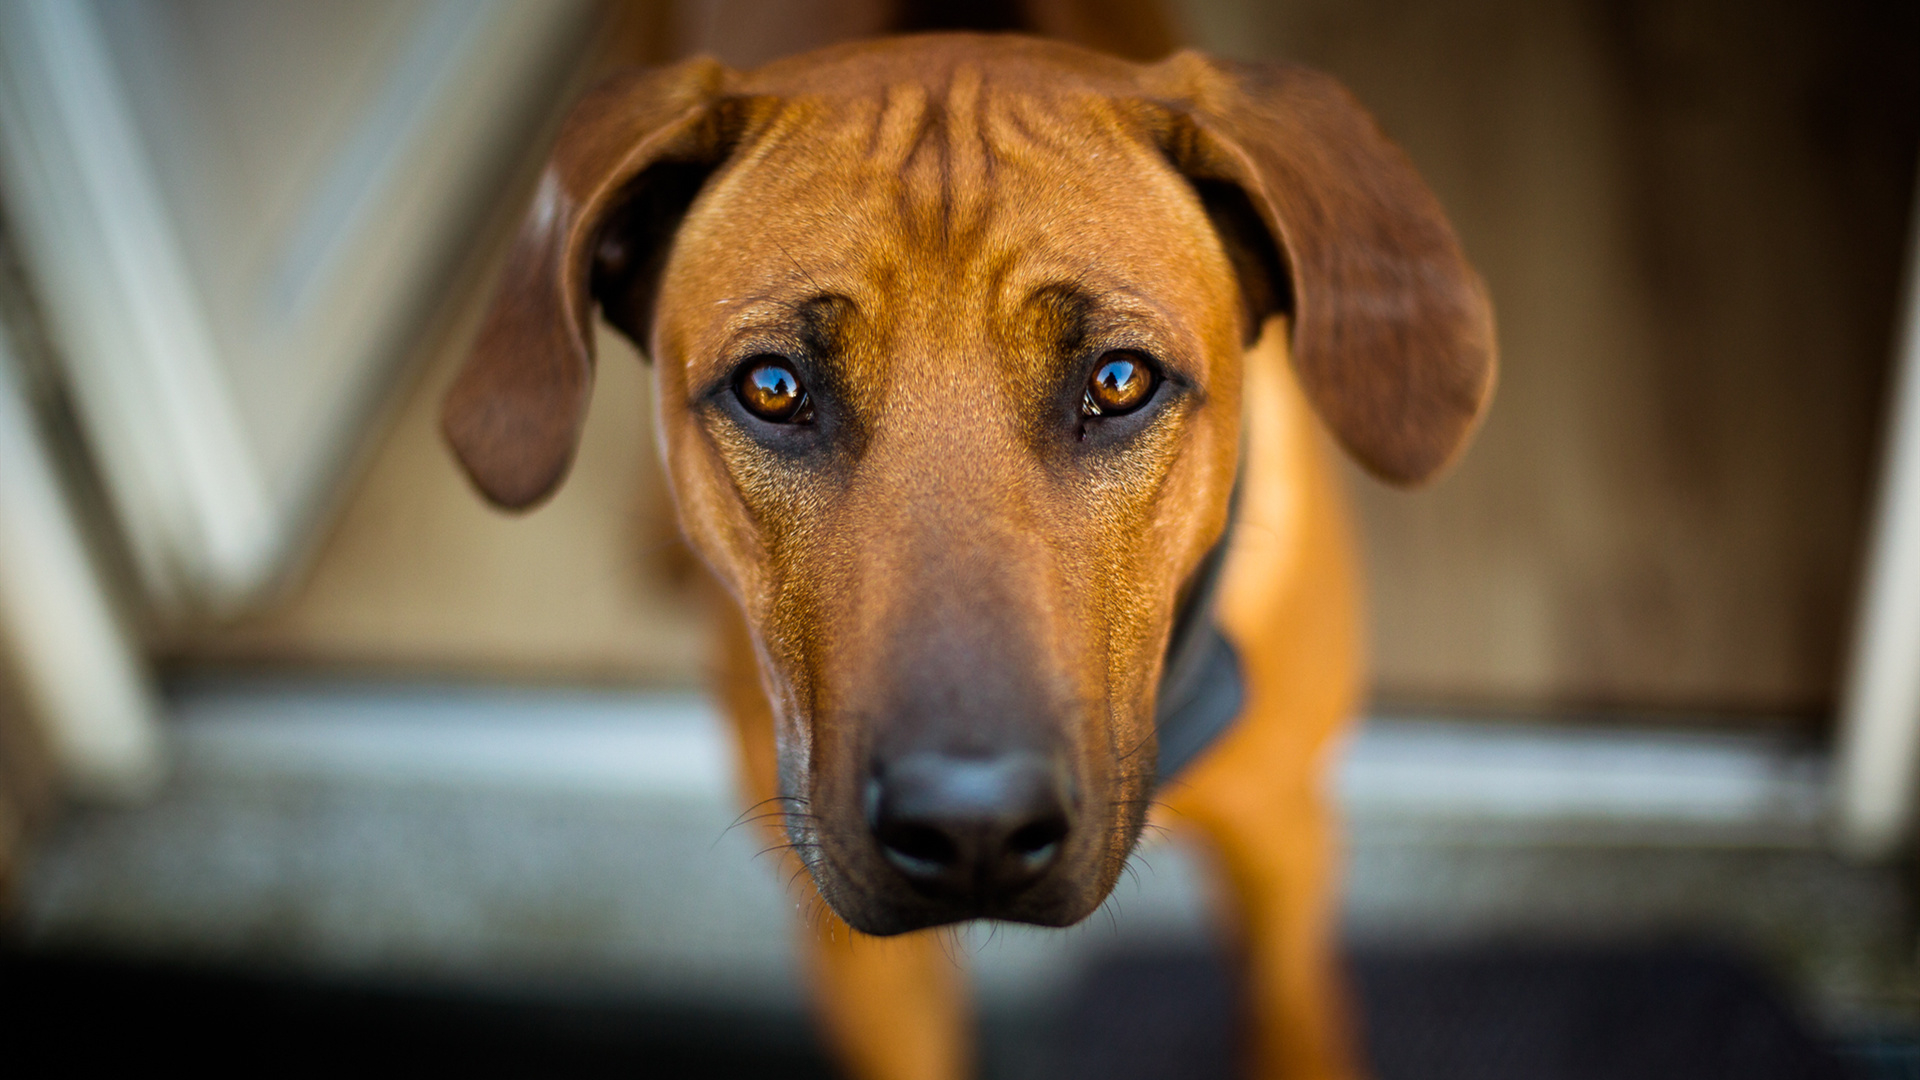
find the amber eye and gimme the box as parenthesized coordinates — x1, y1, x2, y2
(736, 356, 812, 423)
(1083, 352, 1155, 417)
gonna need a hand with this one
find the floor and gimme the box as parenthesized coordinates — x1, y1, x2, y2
(3, 681, 1916, 1077)
(0, 939, 1904, 1078)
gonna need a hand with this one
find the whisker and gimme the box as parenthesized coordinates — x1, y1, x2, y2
(772, 238, 830, 298)
(715, 795, 816, 848)
(755, 841, 823, 864)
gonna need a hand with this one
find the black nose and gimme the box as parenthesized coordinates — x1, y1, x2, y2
(868, 752, 1073, 901)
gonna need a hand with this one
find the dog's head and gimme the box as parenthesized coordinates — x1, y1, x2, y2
(443, 36, 1492, 934)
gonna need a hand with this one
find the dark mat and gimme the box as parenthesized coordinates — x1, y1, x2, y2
(1021, 942, 1868, 1080)
(0, 951, 837, 1078)
(1350, 943, 1856, 1080)
(3, 943, 1904, 1078)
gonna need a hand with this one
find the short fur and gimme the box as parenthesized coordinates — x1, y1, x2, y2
(444, 34, 1493, 1080)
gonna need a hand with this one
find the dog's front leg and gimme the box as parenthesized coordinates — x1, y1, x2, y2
(712, 601, 971, 1080)
(1162, 380, 1370, 1080)
(1166, 775, 1362, 1080)
(803, 919, 971, 1080)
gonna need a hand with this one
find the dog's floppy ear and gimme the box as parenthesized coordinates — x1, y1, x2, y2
(443, 58, 735, 509)
(1143, 53, 1496, 486)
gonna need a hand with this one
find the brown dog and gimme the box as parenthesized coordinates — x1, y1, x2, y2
(443, 33, 1492, 1080)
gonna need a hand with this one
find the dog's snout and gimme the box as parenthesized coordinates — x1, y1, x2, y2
(867, 752, 1073, 902)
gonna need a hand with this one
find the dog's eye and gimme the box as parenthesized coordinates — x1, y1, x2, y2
(1082, 352, 1155, 417)
(736, 356, 812, 423)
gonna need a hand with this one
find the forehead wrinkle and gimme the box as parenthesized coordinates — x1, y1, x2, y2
(990, 92, 1137, 176)
(855, 65, 1019, 257)
(724, 85, 1162, 290)
(864, 79, 926, 164)
(944, 64, 994, 241)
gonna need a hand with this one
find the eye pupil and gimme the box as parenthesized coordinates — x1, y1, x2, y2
(1084, 352, 1154, 416)
(737, 357, 810, 423)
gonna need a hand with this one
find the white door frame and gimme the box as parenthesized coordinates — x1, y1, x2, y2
(1835, 178, 1920, 859)
(0, 0, 595, 619)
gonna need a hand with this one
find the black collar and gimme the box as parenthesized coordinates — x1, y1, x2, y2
(1151, 498, 1246, 784)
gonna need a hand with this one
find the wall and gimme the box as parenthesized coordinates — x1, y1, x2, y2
(1189, 0, 1920, 715)
(178, 0, 1920, 721)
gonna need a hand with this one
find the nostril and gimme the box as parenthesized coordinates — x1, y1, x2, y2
(878, 821, 958, 869)
(1007, 816, 1068, 858)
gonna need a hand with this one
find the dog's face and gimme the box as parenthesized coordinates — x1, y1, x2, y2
(444, 37, 1493, 935)
(644, 78, 1246, 929)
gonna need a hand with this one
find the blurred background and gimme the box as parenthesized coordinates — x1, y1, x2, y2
(0, 0, 1916, 1076)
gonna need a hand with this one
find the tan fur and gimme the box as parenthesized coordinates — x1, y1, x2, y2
(444, 34, 1492, 1080)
